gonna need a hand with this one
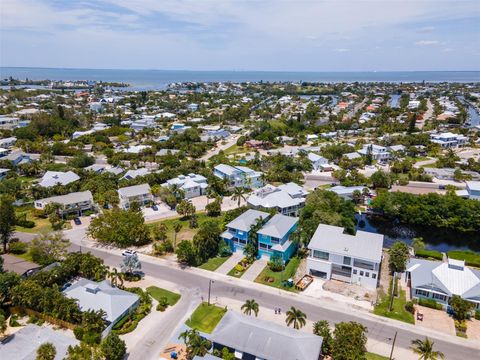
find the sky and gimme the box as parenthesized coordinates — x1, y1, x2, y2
(1, 0, 479, 71)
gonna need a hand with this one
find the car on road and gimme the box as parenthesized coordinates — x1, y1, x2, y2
(73, 218, 82, 226)
(439, 185, 446, 190)
(152, 205, 159, 211)
(122, 250, 137, 257)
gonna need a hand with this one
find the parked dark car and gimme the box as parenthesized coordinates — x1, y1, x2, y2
(152, 205, 159, 211)
(73, 218, 82, 225)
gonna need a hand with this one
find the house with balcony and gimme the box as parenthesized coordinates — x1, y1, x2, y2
(221, 209, 269, 252)
(307, 152, 329, 171)
(118, 183, 153, 210)
(357, 144, 390, 162)
(162, 173, 208, 199)
(406, 258, 480, 311)
(430, 132, 468, 149)
(257, 214, 299, 260)
(213, 164, 263, 189)
(307, 224, 384, 289)
(247, 183, 307, 217)
(34, 191, 94, 217)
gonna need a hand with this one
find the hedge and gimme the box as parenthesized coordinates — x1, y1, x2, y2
(447, 251, 480, 268)
(415, 249, 443, 261)
(418, 298, 443, 310)
(9, 306, 76, 330)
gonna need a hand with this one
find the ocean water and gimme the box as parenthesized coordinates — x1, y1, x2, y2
(1, 67, 479, 90)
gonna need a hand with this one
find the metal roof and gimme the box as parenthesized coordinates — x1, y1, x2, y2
(257, 214, 298, 239)
(118, 183, 151, 198)
(210, 311, 322, 360)
(226, 209, 270, 232)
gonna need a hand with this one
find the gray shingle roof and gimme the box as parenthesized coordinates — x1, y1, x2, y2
(308, 224, 383, 263)
(0, 324, 79, 360)
(210, 311, 322, 360)
(118, 183, 151, 198)
(36, 191, 93, 206)
(63, 278, 139, 324)
(257, 214, 298, 238)
(226, 209, 269, 232)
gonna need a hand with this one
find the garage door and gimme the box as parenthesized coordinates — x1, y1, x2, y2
(310, 269, 327, 279)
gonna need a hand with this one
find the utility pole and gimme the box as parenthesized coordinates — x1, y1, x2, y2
(389, 331, 397, 360)
(208, 280, 214, 305)
(389, 272, 396, 312)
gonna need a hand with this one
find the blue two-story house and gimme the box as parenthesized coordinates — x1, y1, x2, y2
(221, 209, 270, 252)
(257, 214, 299, 261)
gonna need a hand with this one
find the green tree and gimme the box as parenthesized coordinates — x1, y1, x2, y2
(100, 332, 126, 360)
(121, 253, 141, 275)
(410, 337, 444, 360)
(0, 271, 21, 304)
(176, 240, 197, 265)
(232, 187, 248, 207)
(388, 241, 410, 274)
(88, 208, 151, 247)
(173, 221, 183, 249)
(205, 196, 222, 217)
(411, 237, 425, 252)
(108, 267, 124, 288)
(0, 313, 7, 336)
(241, 299, 259, 317)
(179, 329, 212, 360)
(153, 223, 168, 242)
(448, 295, 474, 321)
(370, 170, 391, 189)
(192, 219, 222, 262)
(313, 320, 333, 355)
(285, 306, 307, 329)
(176, 199, 196, 219)
(29, 232, 71, 265)
(36, 342, 56, 360)
(332, 321, 367, 360)
(44, 203, 64, 231)
(0, 196, 15, 253)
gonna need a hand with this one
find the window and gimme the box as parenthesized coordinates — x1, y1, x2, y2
(353, 269, 357, 275)
(313, 250, 329, 260)
(433, 293, 447, 302)
(270, 237, 280, 244)
(372, 273, 377, 279)
(415, 289, 429, 297)
(360, 271, 364, 276)
(365, 272, 369, 277)
(353, 259, 375, 270)
(343, 256, 351, 265)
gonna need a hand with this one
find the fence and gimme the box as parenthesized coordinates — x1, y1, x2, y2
(9, 306, 77, 331)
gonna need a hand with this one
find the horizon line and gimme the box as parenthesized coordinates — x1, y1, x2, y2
(1, 66, 479, 74)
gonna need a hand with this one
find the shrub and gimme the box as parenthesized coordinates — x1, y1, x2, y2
(404, 301, 415, 314)
(156, 297, 169, 312)
(415, 249, 443, 261)
(475, 310, 480, 321)
(418, 298, 442, 310)
(8, 241, 28, 254)
(9, 315, 20, 327)
(16, 219, 35, 228)
(235, 264, 244, 272)
(454, 320, 467, 333)
(268, 255, 284, 272)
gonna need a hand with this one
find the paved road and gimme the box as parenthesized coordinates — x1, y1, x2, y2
(63, 236, 479, 360)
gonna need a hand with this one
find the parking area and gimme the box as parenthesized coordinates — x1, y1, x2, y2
(414, 305, 456, 336)
(142, 204, 176, 222)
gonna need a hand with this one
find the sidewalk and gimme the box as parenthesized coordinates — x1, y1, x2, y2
(241, 257, 267, 281)
(215, 251, 243, 275)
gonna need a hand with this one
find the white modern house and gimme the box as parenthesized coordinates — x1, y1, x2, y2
(38, 171, 80, 188)
(430, 132, 468, 149)
(118, 183, 153, 209)
(406, 258, 480, 310)
(162, 173, 208, 199)
(247, 183, 307, 217)
(466, 181, 480, 200)
(0, 136, 17, 148)
(357, 144, 390, 161)
(307, 224, 384, 289)
(213, 164, 263, 189)
(34, 191, 94, 217)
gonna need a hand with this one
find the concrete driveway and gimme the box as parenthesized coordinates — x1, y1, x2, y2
(241, 257, 268, 281)
(142, 204, 176, 222)
(215, 252, 244, 275)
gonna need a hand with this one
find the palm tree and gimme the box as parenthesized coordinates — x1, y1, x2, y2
(411, 337, 445, 360)
(173, 221, 182, 250)
(108, 267, 124, 288)
(36, 342, 56, 360)
(241, 299, 259, 317)
(232, 186, 248, 207)
(180, 329, 211, 359)
(285, 306, 307, 329)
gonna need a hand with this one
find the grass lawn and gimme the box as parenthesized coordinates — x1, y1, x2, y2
(146, 286, 181, 306)
(227, 258, 252, 278)
(198, 256, 231, 271)
(254, 256, 301, 292)
(366, 352, 389, 360)
(185, 302, 226, 333)
(12, 251, 36, 263)
(147, 212, 219, 244)
(415, 249, 443, 261)
(374, 280, 414, 324)
(447, 250, 480, 268)
(223, 144, 247, 156)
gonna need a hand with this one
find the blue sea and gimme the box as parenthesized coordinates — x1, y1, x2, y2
(1, 67, 479, 90)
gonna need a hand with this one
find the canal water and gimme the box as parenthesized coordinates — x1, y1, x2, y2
(355, 213, 480, 253)
(388, 94, 401, 108)
(457, 95, 480, 127)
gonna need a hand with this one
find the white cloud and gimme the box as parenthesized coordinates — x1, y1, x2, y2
(415, 40, 440, 46)
(334, 48, 350, 52)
